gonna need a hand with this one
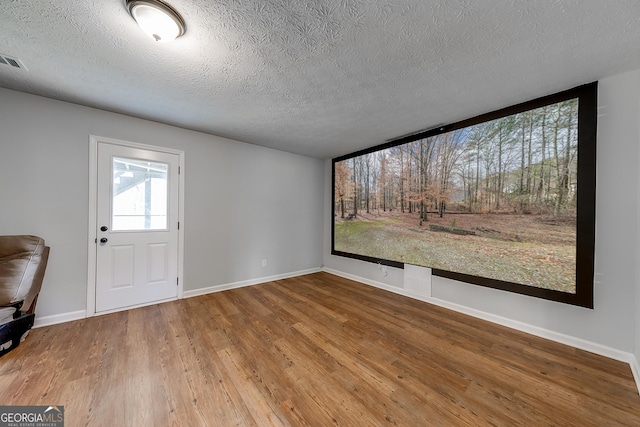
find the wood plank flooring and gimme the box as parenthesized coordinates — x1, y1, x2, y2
(1, 272, 639, 426)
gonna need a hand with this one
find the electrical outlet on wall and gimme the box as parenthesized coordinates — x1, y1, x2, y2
(261, 259, 267, 267)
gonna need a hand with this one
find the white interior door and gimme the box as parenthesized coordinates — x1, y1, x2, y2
(95, 141, 179, 313)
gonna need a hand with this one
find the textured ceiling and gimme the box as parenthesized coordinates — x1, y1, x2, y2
(1, 1, 639, 159)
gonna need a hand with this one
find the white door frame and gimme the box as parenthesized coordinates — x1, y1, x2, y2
(87, 135, 185, 317)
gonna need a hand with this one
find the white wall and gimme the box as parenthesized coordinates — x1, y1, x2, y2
(324, 69, 640, 355)
(0, 88, 324, 318)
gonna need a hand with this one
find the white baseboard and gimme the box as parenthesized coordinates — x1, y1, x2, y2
(631, 356, 640, 392)
(33, 309, 86, 328)
(324, 267, 402, 297)
(322, 267, 640, 394)
(182, 268, 322, 299)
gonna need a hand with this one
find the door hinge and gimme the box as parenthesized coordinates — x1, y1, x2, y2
(178, 221, 180, 230)
(178, 166, 181, 174)
(177, 277, 179, 286)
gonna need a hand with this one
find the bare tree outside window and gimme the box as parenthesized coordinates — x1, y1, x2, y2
(332, 83, 596, 308)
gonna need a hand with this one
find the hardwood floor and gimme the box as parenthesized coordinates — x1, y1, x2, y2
(1, 272, 639, 426)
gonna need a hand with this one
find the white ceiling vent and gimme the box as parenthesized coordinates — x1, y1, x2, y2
(0, 54, 27, 71)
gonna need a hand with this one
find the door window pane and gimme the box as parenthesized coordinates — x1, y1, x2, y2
(112, 157, 168, 231)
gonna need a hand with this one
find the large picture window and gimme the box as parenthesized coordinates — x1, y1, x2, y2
(332, 83, 596, 308)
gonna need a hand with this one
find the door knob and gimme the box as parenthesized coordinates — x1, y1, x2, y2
(100, 226, 108, 232)
(100, 237, 108, 244)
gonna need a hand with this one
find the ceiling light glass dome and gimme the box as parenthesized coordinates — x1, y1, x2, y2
(126, 0, 185, 42)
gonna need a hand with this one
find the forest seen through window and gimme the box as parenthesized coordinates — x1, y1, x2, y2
(334, 98, 579, 293)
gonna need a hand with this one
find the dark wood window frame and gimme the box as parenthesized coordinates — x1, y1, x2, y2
(332, 82, 597, 308)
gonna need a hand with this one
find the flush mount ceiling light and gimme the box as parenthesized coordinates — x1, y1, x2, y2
(126, 0, 185, 42)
